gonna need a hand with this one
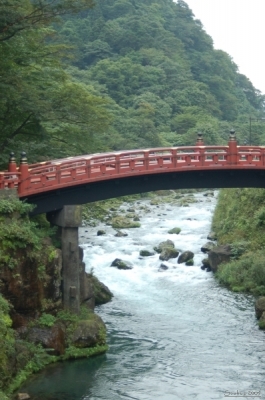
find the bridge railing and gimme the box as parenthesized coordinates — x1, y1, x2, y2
(3, 133, 265, 197)
(0, 171, 21, 190)
(237, 146, 265, 165)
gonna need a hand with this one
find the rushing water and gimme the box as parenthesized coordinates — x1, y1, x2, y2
(20, 191, 265, 400)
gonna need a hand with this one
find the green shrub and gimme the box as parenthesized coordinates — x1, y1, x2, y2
(216, 251, 265, 296)
(38, 313, 56, 327)
(0, 295, 15, 391)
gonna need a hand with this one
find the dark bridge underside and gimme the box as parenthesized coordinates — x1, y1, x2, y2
(22, 169, 265, 215)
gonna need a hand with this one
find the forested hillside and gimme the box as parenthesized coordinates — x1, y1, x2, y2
(58, 0, 265, 150)
(1, 0, 265, 168)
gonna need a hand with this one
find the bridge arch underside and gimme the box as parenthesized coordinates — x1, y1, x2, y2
(22, 168, 265, 215)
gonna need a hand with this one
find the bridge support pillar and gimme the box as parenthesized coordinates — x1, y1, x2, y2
(47, 205, 82, 314)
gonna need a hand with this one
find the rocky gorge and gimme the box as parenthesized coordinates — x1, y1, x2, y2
(1, 189, 265, 399)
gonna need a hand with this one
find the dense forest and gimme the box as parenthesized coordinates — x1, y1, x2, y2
(1, 0, 265, 168)
(1, 1, 265, 398)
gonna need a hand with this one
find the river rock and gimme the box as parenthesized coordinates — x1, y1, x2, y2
(97, 230, 106, 236)
(158, 263, 169, 271)
(207, 231, 217, 241)
(168, 227, 181, 234)
(259, 312, 265, 329)
(114, 230, 128, 237)
(140, 250, 155, 257)
(159, 248, 179, 261)
(111, 258, 133, 270)
(255, 297, 265, 319)
(201, 242, 216, 253)
(72, 314, 106, 348)
(178, 251, 194, 264)
(201, 258, 211, 270)
(208, 245, 232, 273)
(203, 191, 214, 197)
(87, 274, 113, 305)
(154, 239, 175, 254)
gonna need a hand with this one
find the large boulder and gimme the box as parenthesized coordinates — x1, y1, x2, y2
(208, 245, 232, 273)
(255, 297, 265, 319)
(71, 314, 106, 348)
(178, 251, 194, 264)
(88, 275, 113, 305)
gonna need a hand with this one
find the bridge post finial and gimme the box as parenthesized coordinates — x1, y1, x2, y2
(229, 129, 236, 141)
(18, 152, 29, 195)
(196, 132, 204, 146)
(8, 152, 17, 173)
(228, 129, 238, 165)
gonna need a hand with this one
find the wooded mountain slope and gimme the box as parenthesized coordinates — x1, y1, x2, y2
(58, 0, 265, 150)
(1, 0, 264, 166)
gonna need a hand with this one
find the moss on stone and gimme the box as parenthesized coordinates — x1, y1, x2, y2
(168, 227, 181, 234)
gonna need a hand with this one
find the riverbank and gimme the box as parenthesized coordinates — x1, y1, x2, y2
(19, 189, 265, 400)
(0, 196, 113, 399)
(211, 188, 265, 329)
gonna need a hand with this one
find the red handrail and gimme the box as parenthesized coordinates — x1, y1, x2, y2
(2, 143, 265, 197)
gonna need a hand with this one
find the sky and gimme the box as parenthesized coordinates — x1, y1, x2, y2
(182, 0, 265, 94)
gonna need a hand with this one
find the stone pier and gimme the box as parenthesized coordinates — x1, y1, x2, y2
(47, 205, 82, 314)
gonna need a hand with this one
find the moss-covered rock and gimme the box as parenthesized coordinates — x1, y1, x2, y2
(111, 216, 140, 229)
(88, 275, 113, 305)
(71, 314, 106, 348)
(168, 227, 181, 234)
(159, 248, 179, 261)
(154, 240, 175, 254)
(178, 251, 194, 264)
(111, 258, 133, 270)
(140, 250, 155, 257)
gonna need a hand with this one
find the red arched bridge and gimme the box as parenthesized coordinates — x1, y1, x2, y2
(1, 132, 265, 214)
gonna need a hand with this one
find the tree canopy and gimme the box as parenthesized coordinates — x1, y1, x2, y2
(1, 0, 265, 167)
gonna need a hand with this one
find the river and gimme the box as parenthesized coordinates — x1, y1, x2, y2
(20, 190, 265, 400)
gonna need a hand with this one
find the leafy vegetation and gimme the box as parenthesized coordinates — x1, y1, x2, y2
(1, 0, 265, 168)
(212, 189, 265, 296)
(55, 0, 265, 152)
(0, 197, 56, 269)
(2, 0, 265, 396)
